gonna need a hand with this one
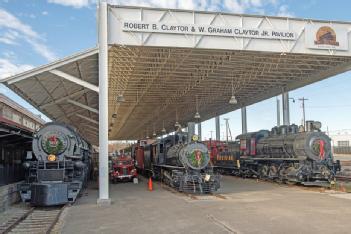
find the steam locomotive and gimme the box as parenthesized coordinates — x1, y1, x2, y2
(132, 123, 220, 194)
(18, 122, 91, 206)
(213, 121, 341, 186)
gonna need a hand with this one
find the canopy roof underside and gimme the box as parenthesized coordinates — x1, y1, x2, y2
(109, 45, 351, 139)
(3, 46, 351, 143)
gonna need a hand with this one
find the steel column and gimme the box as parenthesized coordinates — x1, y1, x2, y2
(97, 0, 110, 205)
(215, 116, 220, 140)
(187, 122, 195, 143)
(282, 92, 290, 126)
(241, 107, 247, 134)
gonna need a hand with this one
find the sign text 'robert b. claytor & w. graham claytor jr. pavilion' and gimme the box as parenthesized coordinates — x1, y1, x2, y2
(122, 21, 297, 40)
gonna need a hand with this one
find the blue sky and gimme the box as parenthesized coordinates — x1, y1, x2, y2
(0, 0, 351, 140)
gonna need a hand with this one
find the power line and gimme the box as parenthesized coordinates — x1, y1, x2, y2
(306, 105, 351, 108)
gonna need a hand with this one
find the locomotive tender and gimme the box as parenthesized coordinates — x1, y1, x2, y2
(133, 123, 220, 194)
(214, 121, 340, 186)
(18, 122, 91, 206)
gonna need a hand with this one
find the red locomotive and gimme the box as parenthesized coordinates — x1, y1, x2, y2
(110, 155, 138, 183)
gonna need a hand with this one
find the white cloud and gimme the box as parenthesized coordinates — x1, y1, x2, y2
(250, 0, 263, 7)
(0, 58, 33, 79)
(0, 9, 57, 61)
(107, 0, 293, 16)
(42, 11, 49, 15)
(27, 39, 57, 61)
(277, 5, 294, 17)
(47, 0, 95, 8)
(45, 0, 294, 17)
(2, 51, 16, 59)
(223, 0, 246, 13)
(0, 9, 38, 38)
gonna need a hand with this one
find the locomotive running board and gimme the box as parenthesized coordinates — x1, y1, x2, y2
(252, 158, 301, 161)
(301, 181, 331, 187)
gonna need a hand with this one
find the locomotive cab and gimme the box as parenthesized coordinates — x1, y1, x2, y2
(236, 130, 269, 157)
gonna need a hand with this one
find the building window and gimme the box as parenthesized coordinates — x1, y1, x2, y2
(337, 141, 349, 147)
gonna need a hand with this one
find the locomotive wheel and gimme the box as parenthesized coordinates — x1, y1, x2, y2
(268, 165, 278, 179)
(259, 165, 269, 179)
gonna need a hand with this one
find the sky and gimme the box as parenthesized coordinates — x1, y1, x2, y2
(0, 0, 351, 141)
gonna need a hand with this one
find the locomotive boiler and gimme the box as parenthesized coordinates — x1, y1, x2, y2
(214, 121, 340, 186)
(18, 122, 91, 206)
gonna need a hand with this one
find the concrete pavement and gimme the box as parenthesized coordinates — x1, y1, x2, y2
(60, 176, 351, 234)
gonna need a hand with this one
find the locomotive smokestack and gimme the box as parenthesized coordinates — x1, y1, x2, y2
(187, 122, 195, 143)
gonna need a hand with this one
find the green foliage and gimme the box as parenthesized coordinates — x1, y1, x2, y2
(188, 150, 203, 168)
(45, 137, 63, 155)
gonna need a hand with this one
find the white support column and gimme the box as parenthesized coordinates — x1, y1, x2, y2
(97, 0, 110, 205)
(215, 116, 220, 140)
(241, 107, 247, 134)
(276, 98, 280, 127)
(282, 92, 290, 126)
(197, 122, 202, 141)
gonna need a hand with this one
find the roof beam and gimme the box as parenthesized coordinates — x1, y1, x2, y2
(76, 114, 99, 125)
(67, 99, 99, 114)
(49, 69, 99, 93)
(82, 124, 99, 131)
(40, 89, 89, 109)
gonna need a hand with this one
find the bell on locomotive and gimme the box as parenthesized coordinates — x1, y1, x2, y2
(18, 122, 91, 206)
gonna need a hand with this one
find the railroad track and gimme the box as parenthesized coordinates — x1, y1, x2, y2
(157, 181, 226, 200)
(0, 205, 65, 234)
(335, 175, 351, 182)
(340, 160, 351, 167)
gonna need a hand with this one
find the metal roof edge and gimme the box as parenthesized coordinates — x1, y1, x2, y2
(109, 4, 351, 25)
(0, 93, 46, 124)
(1, 47, 99, 84)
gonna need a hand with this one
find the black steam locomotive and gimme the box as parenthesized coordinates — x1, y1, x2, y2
(18, 122, 91, 206)
(214, 121, 340, 186)
(133, 123, 220, 194)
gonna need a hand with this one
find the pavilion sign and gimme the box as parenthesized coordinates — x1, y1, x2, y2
(122, 21, 297, 40)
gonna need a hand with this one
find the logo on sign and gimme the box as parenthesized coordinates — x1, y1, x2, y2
(314, 26, 339, 46)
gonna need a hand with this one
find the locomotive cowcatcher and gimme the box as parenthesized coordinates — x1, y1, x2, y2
(110, 155, 137, 183)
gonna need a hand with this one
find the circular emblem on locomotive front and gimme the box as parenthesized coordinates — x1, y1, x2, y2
(188, 150, 204, 167)
(41, 131, 68, 155)
(311, 138, 326, 160)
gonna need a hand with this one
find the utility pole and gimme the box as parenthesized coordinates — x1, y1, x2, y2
(299, 97, 308, 130)
(210, 130, 213, 139)
(223, 118, 232, 143)
(276, 98, 280, 126)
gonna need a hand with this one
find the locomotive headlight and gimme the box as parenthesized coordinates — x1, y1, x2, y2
(23, 162, 31, 169)
(47, 154, 57, 161)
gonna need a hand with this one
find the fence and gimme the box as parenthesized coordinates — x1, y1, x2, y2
(333, 146, 351, 155)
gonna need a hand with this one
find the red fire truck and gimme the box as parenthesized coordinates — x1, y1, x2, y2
(110, 156, 138, 183)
